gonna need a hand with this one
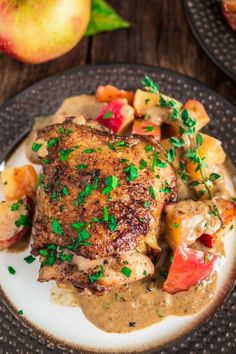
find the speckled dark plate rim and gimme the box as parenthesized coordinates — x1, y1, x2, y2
(183, 0, 236, 82)
(0, 63, 235, 354)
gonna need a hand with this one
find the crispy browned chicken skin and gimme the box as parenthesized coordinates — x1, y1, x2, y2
(31, 117, 176, 292)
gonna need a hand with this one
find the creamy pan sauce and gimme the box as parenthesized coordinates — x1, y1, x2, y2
(51, 273, 217, 333)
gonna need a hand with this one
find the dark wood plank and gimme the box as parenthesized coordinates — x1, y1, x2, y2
(0, 38, 89, 103)
(0, 0, 235, 106)
(90, 0, 236, 105)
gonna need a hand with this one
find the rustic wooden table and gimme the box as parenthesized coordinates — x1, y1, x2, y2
(0, 0, 235, 105)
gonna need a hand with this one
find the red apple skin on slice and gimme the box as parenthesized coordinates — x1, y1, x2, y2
(132, 119, 161, 139)
(199, 234, 215, 248)
(0, 196, 34, 249)
(96, 100, 134, 134)
(163, 246, 217, 294)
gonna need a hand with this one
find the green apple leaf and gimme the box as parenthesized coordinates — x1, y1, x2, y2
(85, 0, 130, 36)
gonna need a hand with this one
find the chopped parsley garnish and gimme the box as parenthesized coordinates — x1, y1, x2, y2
(121, 158, 129, 163)
(102, 176, 119, 195)
(101, 206, 117, 231)
(108, 143, 115, 151)
(172, 222, 179, 229)
(15, 215, 32, 228)
(60, 148, 74, 162)
(159, 181, 171, 194)
(40, 246, 56, 267)
(169, 255, 174, 263)
(52, 218, 63, 236)
(121, 266, 132, 278)
(116, 141, 129, 147)
(103, 110, 113, 119)
(232, 197, 236, 202)
(108, 142, 129, 150)
(205, 253, 210, 263)
(58, 127, 65, 134)
(73, 229, 91, 249)
(144, 98, 150, 104)
(89, 265, 105, 284)
(83, 148, 96, 154)
(144, 126, 154, 132)
(11, 199, 23, 211)
(103, 206, 109, 221)
(145, 144, 154, 152)
(59, 252, 73, 262)
(36, 173, 43, 188)
(8, 266, 16, 275)
(31, 142, 42, 152)
(76, 164, 88, 170)
(62, 186, 69, 196)
(141, 76, 160, 93)
(124, 164, 138, 182)
(149, 186, 156, 200)
(139, 159, 147, 170)
(24, 255, 36, 264)
(156, 159, 167, 168)
(17, 310, 24, 315)
(42, 158, 49, 164)
(144, 200, 151, 208)
(47, 137, 59, 148)
(143, 270, 148, 276)
(72, 221, 85, 232)
(65, 129, 73, 136)
(108, 215, 117, 231)
(78, 178, 99, 203)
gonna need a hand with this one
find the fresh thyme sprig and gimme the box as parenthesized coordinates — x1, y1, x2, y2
(141, 76, 160, 93)
(141, 76, 224, 227)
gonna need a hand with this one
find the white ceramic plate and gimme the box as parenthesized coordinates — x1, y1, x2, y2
(0, 130, 235, 354)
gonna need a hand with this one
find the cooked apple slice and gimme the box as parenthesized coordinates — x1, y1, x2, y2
(1, 165, 38, 200)
(133, 89, 160, 117)
(163, 246, 217, 294)
(132, 119, 161, 139)
(0, 196, 34, 249)
(95, 85, 134, 105)
(185, 133, 226, 179)
(164, 200, 221, 250)
(96, 100, 134, 134)
(183, 100, 210, 131)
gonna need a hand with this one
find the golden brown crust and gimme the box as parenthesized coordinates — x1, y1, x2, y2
(31, 118, 176, 261)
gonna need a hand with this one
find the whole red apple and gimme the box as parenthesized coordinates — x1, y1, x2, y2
(0, 0, 91, 64)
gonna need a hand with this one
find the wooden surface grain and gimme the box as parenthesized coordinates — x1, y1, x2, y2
(0, 0, 235, 105)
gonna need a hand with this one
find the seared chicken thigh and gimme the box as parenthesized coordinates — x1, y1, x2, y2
(31, 117, 176, 292)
